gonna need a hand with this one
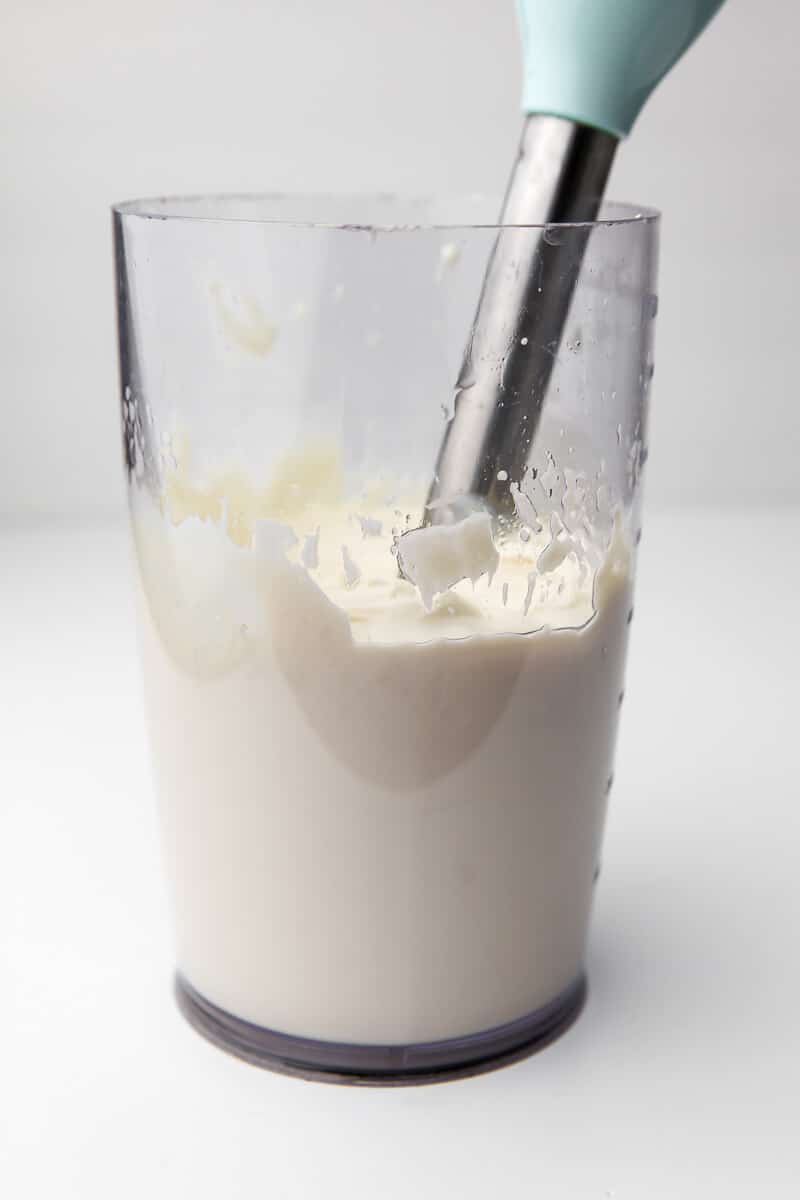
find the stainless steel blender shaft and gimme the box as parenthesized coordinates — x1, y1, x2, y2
(427, 115, 617, 521)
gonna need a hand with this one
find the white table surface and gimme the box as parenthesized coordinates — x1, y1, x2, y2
(2, 508, 798, 1198)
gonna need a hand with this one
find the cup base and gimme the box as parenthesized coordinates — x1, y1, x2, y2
(175, 972, 587, 1086)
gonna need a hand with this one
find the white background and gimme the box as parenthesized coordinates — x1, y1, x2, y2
(2, 4, 799, 1196)
(2, 0, 799, 517)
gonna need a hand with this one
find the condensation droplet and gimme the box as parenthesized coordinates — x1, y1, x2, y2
(301, 527, 320, 570)
(341, 545, 361, 589)
(355, 514, 382, 539)
(435, 241, 461, 282)
(522, 571, 536, 616)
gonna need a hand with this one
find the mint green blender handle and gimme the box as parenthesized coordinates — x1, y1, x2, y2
(517, 0, 726, 137)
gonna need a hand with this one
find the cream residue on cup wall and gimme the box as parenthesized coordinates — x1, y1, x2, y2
(136, 439, 623, 660)
(131, 441, 634, 1044)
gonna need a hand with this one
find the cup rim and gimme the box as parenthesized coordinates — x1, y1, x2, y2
(111, 193, 660, 232)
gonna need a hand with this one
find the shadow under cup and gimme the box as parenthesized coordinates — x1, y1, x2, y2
(113, 194, 659, 1083)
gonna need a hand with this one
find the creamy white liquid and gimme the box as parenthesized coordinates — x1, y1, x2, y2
(132, 449, 632, 1045)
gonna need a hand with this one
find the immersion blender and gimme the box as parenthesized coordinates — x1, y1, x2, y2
(427, 0, 726, 522)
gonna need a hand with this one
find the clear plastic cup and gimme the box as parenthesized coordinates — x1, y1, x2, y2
(113, 194, 659, 1083)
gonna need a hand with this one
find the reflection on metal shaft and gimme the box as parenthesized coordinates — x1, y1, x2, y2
(427, 115, 617, 522)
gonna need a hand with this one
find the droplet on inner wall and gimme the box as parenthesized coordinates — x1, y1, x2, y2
(643, 292, 659, 320)
(522, 572, 536, 616)
(301, 527, 320, 570)
(355, 514, 382, 539)
(341, 545, 361, 589)
(435, 242, 461, 282)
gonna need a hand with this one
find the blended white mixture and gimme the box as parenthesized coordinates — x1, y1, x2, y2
(132, 445, 632, 1045)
